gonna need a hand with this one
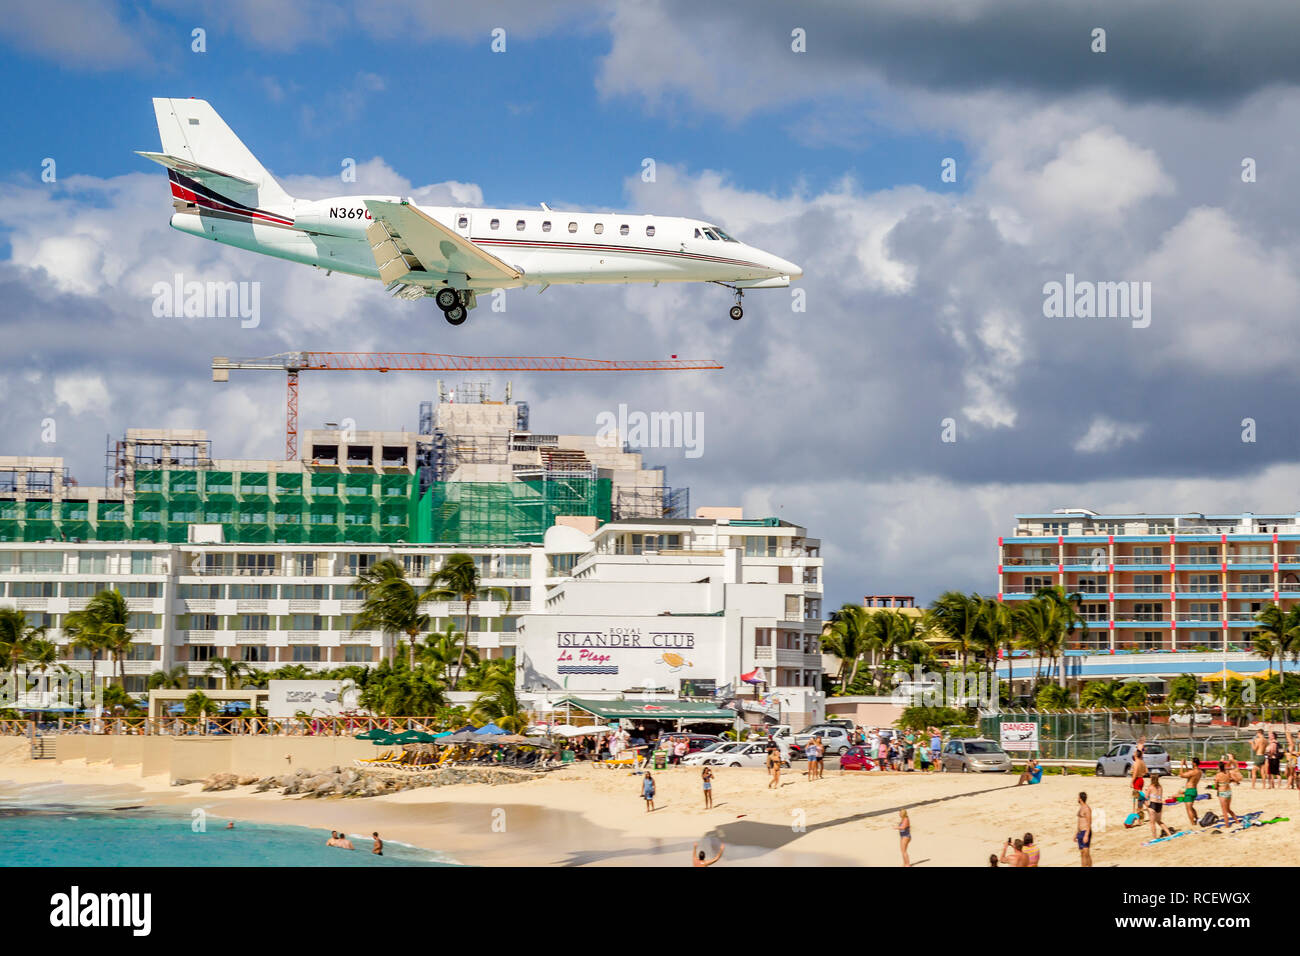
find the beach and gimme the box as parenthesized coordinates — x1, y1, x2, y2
(2, 740, 1296, 867)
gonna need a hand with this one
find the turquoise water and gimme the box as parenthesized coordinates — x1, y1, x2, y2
(0, 805, 457, 867)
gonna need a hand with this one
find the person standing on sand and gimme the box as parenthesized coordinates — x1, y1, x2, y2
(372, 832, 383, 855)
(767, 744, 782, 789)
(1147, 774, 1172, 839)
(1076, 792, 1093, 867)
(642, 771, 657, 812)
(1266, 732, 1281, 789)
(692, 841, 724, 866)
(1250, 729, 1267, 788)
(1178, 760, 1203, 827)
(1022, 832, 1040, 867)
(999, 837, 1027, 867)
(702, 765, 714, 809)
(1213, 761, 1241, 824)
(897, 809, 912, 867)
(929, 727, 942, 772)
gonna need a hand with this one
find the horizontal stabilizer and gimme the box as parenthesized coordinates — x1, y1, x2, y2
(136, 151, 258, 191)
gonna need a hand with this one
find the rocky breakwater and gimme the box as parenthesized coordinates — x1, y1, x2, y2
(181, 765, 531, 798)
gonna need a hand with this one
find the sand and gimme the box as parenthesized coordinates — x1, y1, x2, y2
(2, 740, 1296, 866)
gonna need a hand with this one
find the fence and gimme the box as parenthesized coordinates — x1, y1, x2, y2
(980, 708, 1299, 762)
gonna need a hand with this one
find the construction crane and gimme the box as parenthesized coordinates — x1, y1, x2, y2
(212, 351, 724, 459)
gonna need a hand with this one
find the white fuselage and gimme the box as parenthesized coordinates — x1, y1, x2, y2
(170, 196, 802, 291)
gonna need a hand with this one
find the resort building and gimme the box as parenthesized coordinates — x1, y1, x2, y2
(997, 509, 1300, 686)
(515, 510, 825, 727)
(0, 388, 823, 714)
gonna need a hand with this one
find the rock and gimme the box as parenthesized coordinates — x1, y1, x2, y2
(171, 778, 199, 787)
(339, 768, 359, 786)
(236, 775, 260, 786)
(201, 772, 240, 792)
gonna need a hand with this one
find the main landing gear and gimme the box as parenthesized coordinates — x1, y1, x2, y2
(435, 287, 469, 325)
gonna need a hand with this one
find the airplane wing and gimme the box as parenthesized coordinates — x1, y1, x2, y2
(136, 150, 258, 193)
(363, 199, 522, 286)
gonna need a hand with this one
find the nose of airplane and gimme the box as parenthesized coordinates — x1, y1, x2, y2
(764, 250, 802, 279)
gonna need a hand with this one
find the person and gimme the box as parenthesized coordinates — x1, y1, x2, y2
(897, 809, 912, 867)
(902, 734, 915, 772)
(642, 771, 657, 812)
(1266, 732, 1281, 789)
(702, 765, 714, 809)
(988, 853, 1000, 867)
(809, 736, 823, 780)
(929, 726, 942, 771)
(767, 744, 782, 789)
(225, 821, 235, 830)
(1250, 729, 1267, 788)
(1213, 760, 1241, 824)
(1017, 758, 1043, 786)
(327, 830, 355, 850)
(1130, 741, 1148, 810)
(673, 736, 689, 766)
(1178, 759, 1203, 827)
(1147, 773, 1172, 839)
(1022, 832, 1040, 867)
(372, 831, 383, 856)
(692, 840, 724, 866)
(999, 837, 1027, 867)
(1076, 792, 1093, 867)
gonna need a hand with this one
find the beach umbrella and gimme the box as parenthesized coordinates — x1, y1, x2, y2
(1203, 669, 1245, 682)
(356, 727, 395, 741)
(476, 722, 508, 735)
(436, 731, 481, 745)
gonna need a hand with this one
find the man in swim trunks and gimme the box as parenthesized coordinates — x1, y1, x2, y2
(999, 837, 1028, 867)
(1076, 792, 1093, 867)
(1130, 742, 1148, 813)
(1177, 759, 1203, 827)
(372, 831, 383, 855)
(1250, 729, 1267, 788)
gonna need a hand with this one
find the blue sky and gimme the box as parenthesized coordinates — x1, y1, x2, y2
(2, 1, 1300, 608)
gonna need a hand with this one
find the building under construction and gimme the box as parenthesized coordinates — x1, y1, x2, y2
(0, 384, 687, 546)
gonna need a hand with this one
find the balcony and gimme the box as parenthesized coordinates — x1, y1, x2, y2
(184, 599, 216, 612)
(123, 660, 157, 675)
(235, 600, 269, 612)
(287, 600, 322, 613)
(185, 630, 218, 645)
(286, 630, 327, 644)
(234, 630, 269, 644)
(340, 630, 380, 644)
(1175, 611, 1221, 622)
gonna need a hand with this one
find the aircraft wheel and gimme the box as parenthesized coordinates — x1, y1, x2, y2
(729, 305, 743, 321)
(444, 305, 468, 325)
(435, 288, 460, 310)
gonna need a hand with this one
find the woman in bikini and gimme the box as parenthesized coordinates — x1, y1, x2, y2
(897, 809, 911, 867)
(1213, 761, 1241, 824)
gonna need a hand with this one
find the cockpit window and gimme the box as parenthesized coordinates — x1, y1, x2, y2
(703, 229, 720, 240)
(708, 226, 736, 241)
(694, 228, 702, 238)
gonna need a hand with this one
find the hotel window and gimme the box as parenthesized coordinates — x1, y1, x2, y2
(1076, 575, 1105, 593)
(290, 615, 324, 630)
(236, 553, 276, 575)
(567, 222, 578, 233)
(333, 584, 365, 601)
(180, 584, 222, 600)
(11, 581, 56, 597)
(1235, 545, 1270, 561)
(645, 225, 655, 237)
(542, 221, 551, 232)
(489, 218, 500, 229)
(1137, 631, 1162, 651)
(1132, 603, 1164, 621)
(241, 646, 269, 662)
(1091, 522, 1125, 535)
(1237, 574, 1270, 588)
(457, 216, 468, 229)
(1186, 546, 1219, 564)
(1132, 574, 1164, 593)
(130, 551, 156, 574)
(593, 222, 604, 235)
(1187, 603, 1220, 619)
(1186, 574, 1219, 592)
(344, 553, 375, 576)
(498, 554, 531, 577)
(1147, 522, 1174, 534)
(294, 553, 317, 575)
(291, 646, 322, 662)
(619, 223, 629, 235)
(754, 628, 771, 647)
(190, 645, 214, 661)
(80, 552, 108, 574)
(230, 583, 275, 600)
(343, 645, 371, 662)
(1041, 522, 1068, 535)
(516, 219, 526, 230)
(282, 584, 326, 600)
(1079, 602, 1107, 620)
(239, 615, 270, 630)
(784, 595, 801, 619)
(745, 535, 778, 557)
(1132, 547, 1163, 561)
(1022, 575, 1053, 590)
(548, 553, 579, 575)
(1018, 548, 1052, 564)
(117, 581, 160, 598)
(187, 614, 220, 631)
(125, 643, 154, 661)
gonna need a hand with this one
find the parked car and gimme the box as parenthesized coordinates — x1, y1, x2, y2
(939, 738, 1012, 773)
(794, 725, 855, 754)
(1169, 712, 1213, 726)
(681, 742, 740, 766)
(1095, 742, 1172, 777)
(706, 741, 791, 768)
(838, 746, 877, 772)
(653, 733, 721, 755)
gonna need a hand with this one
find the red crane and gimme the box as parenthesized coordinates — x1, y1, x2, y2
(212, 351, 723, 459)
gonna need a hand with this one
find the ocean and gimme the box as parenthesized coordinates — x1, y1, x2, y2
(0, 789, 457, 867)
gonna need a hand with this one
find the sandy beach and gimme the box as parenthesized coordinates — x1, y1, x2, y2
(2, 740, 1296, 867)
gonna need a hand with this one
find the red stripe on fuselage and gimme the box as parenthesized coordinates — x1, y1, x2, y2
(169, 181, 294, 226)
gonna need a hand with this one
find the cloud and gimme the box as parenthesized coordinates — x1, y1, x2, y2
(1074, 417, 1146, 454)
(0, 0, 153, 69)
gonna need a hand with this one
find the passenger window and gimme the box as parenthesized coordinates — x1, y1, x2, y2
(567, 222, 578, 233)
(645, 225, 655, 237)
(619, 223, 629, 236)
(516, 219, 526, 231)
(457, 216, 468, 229)
(593, 223, 604, 235)
(489, 218, 500, 230)
(542, 221, 551, 232)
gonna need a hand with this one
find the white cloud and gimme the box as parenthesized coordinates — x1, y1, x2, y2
(1074, 417, 1146, 454)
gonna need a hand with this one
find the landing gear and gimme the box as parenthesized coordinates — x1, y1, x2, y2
(436, 287, 471, 325)
(444, 304, 467, 325)
(729, 304, 744, 321)
(434, 287, 459, 310)
(728, 285, 744, 320)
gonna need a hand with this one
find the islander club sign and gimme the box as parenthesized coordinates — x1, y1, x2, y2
(556, 627, 696, 677)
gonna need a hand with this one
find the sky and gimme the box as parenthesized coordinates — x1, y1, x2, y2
(3, 0, 1300, 610)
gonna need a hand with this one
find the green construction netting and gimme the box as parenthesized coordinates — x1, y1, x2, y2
(276, 473, 305, 494)
(168, 471, 200, 494)
(205, 471, 235, 494)
(414, 479, 612, 546)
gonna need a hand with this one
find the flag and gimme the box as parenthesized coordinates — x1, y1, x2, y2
(741, 667, 766, 685)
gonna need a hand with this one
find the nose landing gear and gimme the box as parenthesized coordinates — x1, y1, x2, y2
(729, 287, 744, 321)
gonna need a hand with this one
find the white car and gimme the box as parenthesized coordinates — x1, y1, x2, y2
(707, 741, 791, 768)
(1095, 742, 1173, 777)
(794, 726, 854, 756)
(1170, 712, 1213, 725)
(681, 742, 740, 766)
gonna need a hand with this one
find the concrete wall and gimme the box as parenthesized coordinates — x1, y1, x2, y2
(825, 697, 906, 728)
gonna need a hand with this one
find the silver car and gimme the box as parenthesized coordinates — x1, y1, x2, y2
(1095, 742, 1172, 777)
(939, 738, 1012, 773)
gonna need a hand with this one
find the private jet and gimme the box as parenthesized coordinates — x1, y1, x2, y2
(139, 98, 802, 325)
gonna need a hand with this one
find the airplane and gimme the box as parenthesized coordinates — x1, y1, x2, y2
(138, 98, 802, 325)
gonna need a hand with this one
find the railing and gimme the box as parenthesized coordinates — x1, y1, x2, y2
(51, 715, 450, 736)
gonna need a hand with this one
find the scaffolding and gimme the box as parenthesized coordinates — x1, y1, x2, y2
(415, 479, 613, 547)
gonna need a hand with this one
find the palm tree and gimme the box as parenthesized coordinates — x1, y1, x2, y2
(206, 656, 252, 690)
(64, 589, 133, 693)
(1012, 597, 1067, 688)
(420, 623, 476, 683)
(981, 598, 1017, 698)
(354, 558, 432, 669)
(1032, 586, 1086, 689)
(1080, 680, 1134, 709)
(820, 604, 871, 691)
(1168, 673, 1201, 740)
(928, 591, 988, 679)
(427, 554, 511, 690)
(147, 665, 188, 690)
(471, 661, 528, 732)
(0, 607, 46, 703)
(22, 638, 58, 702)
